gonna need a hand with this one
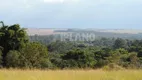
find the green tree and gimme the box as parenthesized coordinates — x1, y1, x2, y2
(19, 42, 48, 68)
(0, 24, 28, 66)
(0, 47, 3, 67)
(6, 50, 21, 68)
(62, 49, 96, 68)
(113, 38, 127, 49)
(128, 52, 139, 68)
(94, 48, 112, 68)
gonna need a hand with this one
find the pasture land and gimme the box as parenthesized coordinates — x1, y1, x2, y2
(0, 69, 142, 80)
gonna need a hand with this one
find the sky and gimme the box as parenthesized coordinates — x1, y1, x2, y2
(0, 0, 142, 29)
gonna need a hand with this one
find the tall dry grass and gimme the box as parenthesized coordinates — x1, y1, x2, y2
(0, 69, 142, 80)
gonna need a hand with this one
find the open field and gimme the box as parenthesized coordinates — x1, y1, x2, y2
(0, 69, 142, 80)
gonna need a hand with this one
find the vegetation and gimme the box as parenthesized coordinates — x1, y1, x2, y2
(0, 69, 142, 80)
(1, 22, 142, 69)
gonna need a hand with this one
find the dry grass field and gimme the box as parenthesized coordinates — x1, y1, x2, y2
(0, 69, 142, 80)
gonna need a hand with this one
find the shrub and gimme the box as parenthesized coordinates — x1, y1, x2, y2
(103, 63, 124, 71)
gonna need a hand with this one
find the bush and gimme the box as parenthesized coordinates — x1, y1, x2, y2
(19, 42, 48, 68)
(0, 49, 3, 67)
(103, 63, 124, 71)
(61, 49, 96, 69)
(6, 50, 21, 68)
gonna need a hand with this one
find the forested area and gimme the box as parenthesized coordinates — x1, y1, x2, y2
(1, 23, 142, 69)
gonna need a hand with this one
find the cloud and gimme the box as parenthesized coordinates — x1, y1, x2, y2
(0, 0, 142, 28)
(43, 0, 79, 3)
(43, 0, 64, 3)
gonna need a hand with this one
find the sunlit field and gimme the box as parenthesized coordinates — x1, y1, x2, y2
(0, 69, 142, 80)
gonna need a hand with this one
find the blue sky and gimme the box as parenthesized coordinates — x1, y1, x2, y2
(0, 0, 142, 29)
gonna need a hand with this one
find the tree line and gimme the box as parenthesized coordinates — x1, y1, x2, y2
(0, 23, 142, 69)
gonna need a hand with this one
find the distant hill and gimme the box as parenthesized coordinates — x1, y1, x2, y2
(26, 28, 142, 39)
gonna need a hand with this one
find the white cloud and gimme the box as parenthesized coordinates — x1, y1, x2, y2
(43, 0, 79, 3)
(43, 0, 63, 3)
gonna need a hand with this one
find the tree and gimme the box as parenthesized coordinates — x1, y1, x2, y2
(0, 47, 3, 67)
(0, 21, 4, 27)
(6, 50, 21, 68)
(48, 41, 75, 54)
(48, 52, 63, 69)
(128, 52, 139, 68)
(62, 49, 96, 68)
(19, 42, 48, 68)
(113, 38, 127, 49)
(0, 24, 29, 66)
(94, 48, 112, 67)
